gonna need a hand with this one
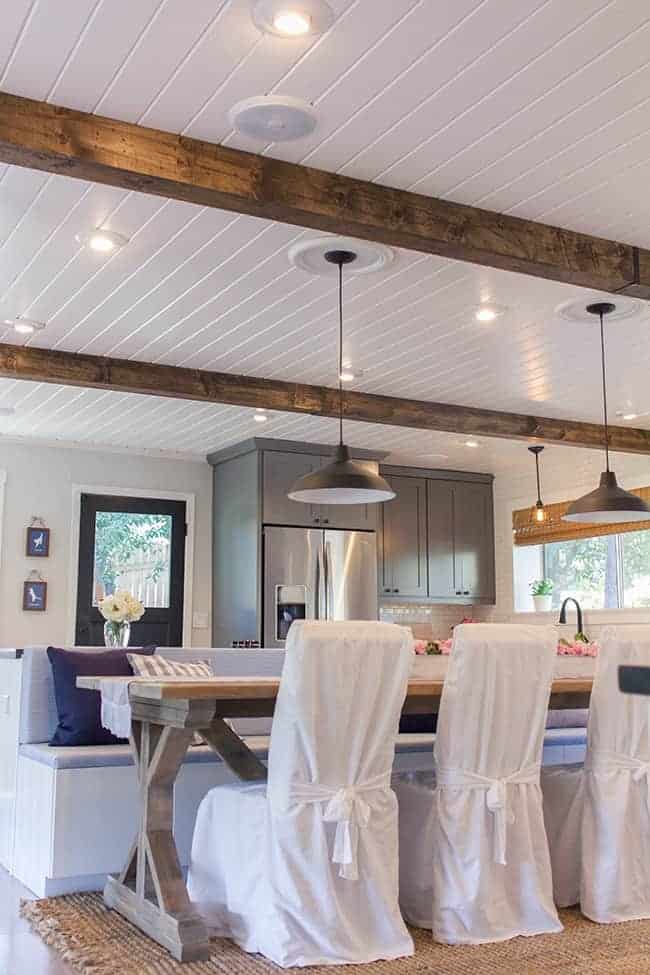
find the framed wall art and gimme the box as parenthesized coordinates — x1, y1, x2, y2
(23, 572, 47, 612)
(26, 518, 50, 557)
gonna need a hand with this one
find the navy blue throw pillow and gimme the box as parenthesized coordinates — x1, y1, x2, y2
(47, 646, 155, 747)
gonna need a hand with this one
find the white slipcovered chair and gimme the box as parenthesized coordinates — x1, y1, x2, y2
(187, 620, 415, 967)
(542, 625, 650, 921)
(394, 623, 562, 943)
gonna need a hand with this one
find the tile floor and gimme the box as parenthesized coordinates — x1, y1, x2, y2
(0, 868, 73, 974)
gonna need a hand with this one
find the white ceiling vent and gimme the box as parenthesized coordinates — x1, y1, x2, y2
(288, 236, 396, 276)
(228, 95, 316, 142)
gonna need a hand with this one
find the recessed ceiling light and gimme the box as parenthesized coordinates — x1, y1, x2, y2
(252, 0, 334, 36)
(339, 366, 363, 382)
(254, 409, 269, 423)
(76, 228, 129, 253)
(229, 95, 317, 142)
(6, 317, 46, 335)
(474, 304, 505, 323)
(616, 409, 649, 421)
(274, 10, 311, 34)
(464, 439, 480, 448)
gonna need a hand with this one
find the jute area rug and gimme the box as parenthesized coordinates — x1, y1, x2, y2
(20, 892, 650, 975)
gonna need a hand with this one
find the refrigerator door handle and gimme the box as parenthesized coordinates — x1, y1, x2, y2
(324, 539, 333, 621)
(314, 542, 321, 620)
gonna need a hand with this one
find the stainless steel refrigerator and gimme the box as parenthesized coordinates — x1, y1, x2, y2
(263, 526, 378, 648)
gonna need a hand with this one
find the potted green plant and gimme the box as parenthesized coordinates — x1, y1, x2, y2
(530, 578, 554, 613)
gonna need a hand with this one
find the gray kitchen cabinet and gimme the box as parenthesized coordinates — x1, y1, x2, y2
(380, 475, 428, 598)
(427, 478, 495, 602)
(322, 461, 377, 531)
(263, 450, 377, 530)
(427, 480, 457, 599)
(263, 450, 322, 527)
(453, 481, 495, 601)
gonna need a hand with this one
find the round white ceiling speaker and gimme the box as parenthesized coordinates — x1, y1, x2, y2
(228, 95, 317, 142)
(288, 236, 396, 276)
(556, 295, 647, 324)
(251, 0, 335, 37)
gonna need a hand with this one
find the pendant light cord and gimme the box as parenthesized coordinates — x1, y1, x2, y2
(338, 259, 344, 446)
(535, 453, 542, 505)
(599, 309, 610, 472)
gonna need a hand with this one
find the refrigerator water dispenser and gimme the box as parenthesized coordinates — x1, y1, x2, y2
(275, 585, 307, 641)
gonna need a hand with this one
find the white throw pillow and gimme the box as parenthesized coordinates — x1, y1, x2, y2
(126, 655, 216, 745)
(127, 654, 213, 678)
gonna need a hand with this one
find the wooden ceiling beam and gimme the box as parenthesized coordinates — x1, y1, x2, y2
(0, 91, 649, 298)
(1, 342, 649, 455)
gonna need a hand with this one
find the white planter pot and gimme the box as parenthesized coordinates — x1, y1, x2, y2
(533, 594, 553, 613)
(553, 655, 597, 679)
(411, 655, 449, 679)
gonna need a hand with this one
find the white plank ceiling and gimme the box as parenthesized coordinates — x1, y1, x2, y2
(1, 0, 650, 476)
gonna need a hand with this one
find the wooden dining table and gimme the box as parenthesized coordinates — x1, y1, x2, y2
(77, 674, 593, 963)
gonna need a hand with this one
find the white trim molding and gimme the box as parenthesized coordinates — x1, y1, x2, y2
(0, 469, 6, 572)
(67, 484, 195, 646)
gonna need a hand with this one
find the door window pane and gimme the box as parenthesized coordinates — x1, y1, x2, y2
(92, 511, 172, 608)
(620, 530, 650, 608)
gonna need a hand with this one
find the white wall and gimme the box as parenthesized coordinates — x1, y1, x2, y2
(0, 441, 212, 648)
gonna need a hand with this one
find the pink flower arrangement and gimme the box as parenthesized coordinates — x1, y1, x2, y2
(414, 630, 599, 657)
(557, 638, 598, 657)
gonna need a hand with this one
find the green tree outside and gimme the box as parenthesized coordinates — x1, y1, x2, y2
(94, 512, 171, 596)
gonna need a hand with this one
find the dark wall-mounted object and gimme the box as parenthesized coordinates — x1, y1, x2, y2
(26, 524, 50, 557)
(23, 578, 47, 611)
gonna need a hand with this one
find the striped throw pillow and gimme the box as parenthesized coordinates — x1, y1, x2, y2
(127, 654, 214, 679)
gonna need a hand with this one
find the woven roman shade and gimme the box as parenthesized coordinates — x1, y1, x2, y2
(513, 486, 650, 546)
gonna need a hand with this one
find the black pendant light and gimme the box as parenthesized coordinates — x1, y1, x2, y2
(563, 302, 650, 524)
(528, 444, 546, 523)
(288, 250, 395, 505)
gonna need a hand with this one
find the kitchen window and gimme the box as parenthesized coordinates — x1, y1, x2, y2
(513, 528, 650, 612)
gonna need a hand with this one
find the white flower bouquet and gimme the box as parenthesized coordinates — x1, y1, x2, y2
(98, 590, 145, 623)
(98, 590, 145, 647)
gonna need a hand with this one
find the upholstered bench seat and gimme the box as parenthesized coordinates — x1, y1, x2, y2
(18, 737, 273, 770)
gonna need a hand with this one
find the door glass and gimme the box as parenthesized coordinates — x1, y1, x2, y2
(92, 511, 173, 608)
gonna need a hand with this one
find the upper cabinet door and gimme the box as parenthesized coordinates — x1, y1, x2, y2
(427, 480, 457, 599)
(453, 481, 496, 601)
(380, 476, 428, 598)
(262, 451, 323, 527)
(321, 459, 377, 531)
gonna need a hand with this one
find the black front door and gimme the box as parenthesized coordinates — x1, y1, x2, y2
(75, 493, 187, 647)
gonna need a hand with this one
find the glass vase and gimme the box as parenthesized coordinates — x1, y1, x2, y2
(104, 620, 131, 648)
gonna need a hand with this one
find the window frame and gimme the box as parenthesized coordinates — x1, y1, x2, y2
(515, 529, 650, 613)
(68, 484, 195, 646)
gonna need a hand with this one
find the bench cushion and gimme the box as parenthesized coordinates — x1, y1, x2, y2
(19, 728, 587, 770)
(20, 737, 272, 770)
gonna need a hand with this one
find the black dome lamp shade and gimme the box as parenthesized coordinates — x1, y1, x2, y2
(563, 302, 650, 524)
(288, 250, 395, 505)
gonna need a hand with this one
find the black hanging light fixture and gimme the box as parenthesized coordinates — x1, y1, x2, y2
(528, 444, 546, 523)
(288, 250, 395, 505)
(563, 301, 650, 524)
